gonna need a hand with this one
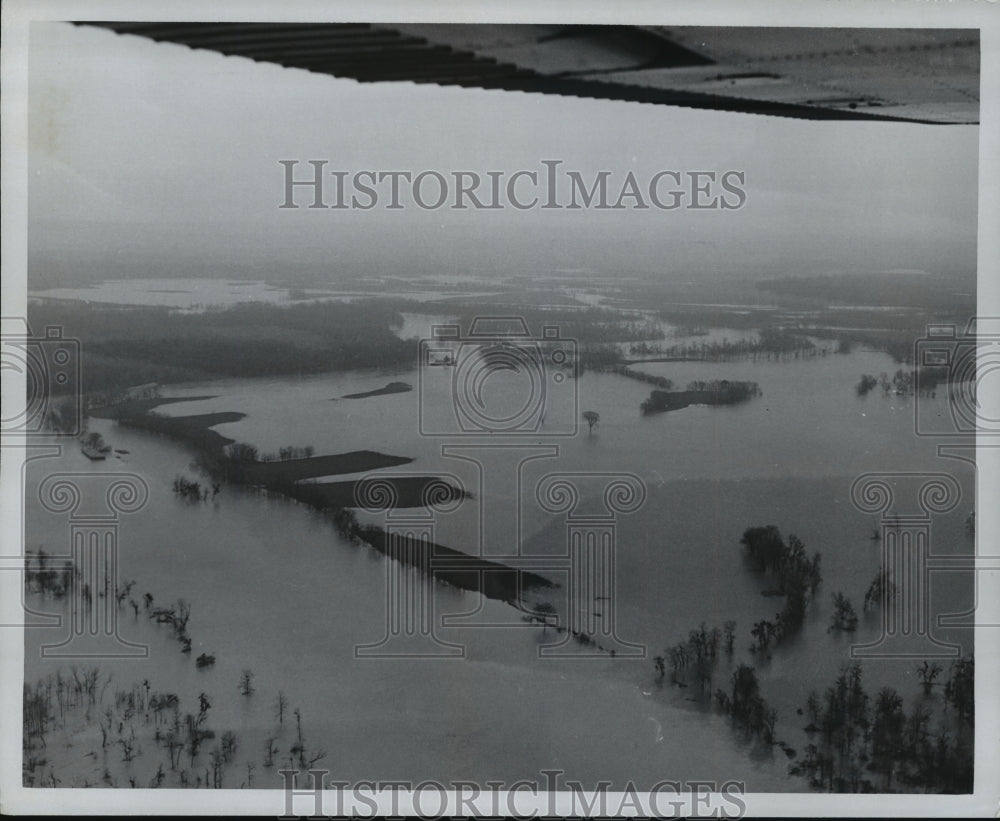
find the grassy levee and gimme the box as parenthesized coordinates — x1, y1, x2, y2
(353, 525, 556, 600)
(95, 398, 555, 604)
(280, 474, 467, 508)
(339, 382, 412, 399)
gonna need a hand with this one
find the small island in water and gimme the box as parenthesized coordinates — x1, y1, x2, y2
(640, 380, 762, 415)
(339, 381, 412, 400)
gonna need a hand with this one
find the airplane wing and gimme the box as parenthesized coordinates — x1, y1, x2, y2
(79, 23, 979, 124)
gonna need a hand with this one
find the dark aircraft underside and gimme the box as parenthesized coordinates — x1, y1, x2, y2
(79, 23, 979, 124)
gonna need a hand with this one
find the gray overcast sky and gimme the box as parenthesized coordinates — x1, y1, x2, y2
(28, 21, 979, 288)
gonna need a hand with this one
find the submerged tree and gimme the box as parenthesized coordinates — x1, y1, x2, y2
(944, 656, 974, 725)
(964, 510, 975, 538)
(238, 669, 255, 697)
(863, 570, 895, 612)
(582, 410, 600, 435)
(870, 686, 905, 789)
(856, 374, 879, 396)
(225, 442, 259, 464)
(653, 655, 666, 680)
(722, 620, 736, 655)
(916, 661, 942, 696)
(829, 592, 858, 633)
(727, 663, 775, 742)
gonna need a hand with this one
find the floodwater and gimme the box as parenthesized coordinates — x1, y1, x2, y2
(23, 336, 975, 790)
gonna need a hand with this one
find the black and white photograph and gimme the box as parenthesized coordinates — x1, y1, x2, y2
(1, 0, 998, 815)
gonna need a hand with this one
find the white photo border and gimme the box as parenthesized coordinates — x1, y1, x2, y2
(2, 0, 998, 815)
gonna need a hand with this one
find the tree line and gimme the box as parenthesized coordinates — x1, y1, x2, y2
(648, 522, 974, 793)
(172, 475, 220, 503)
(28, 299, 417, 398)
(628, 326, 819, 362)
(793, 660, 973, 792)
(653, 621, 780, 748)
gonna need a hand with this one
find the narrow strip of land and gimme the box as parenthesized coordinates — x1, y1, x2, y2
(95, 396, 555, 602)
